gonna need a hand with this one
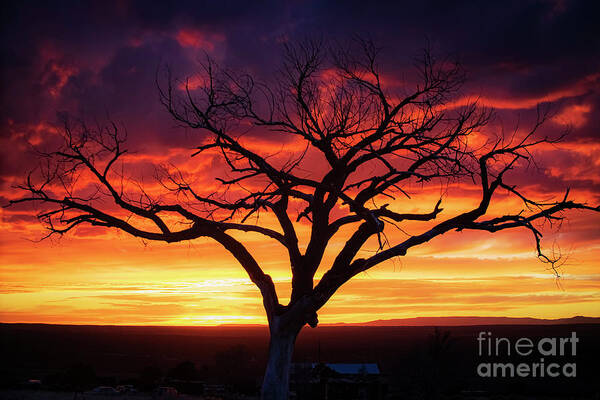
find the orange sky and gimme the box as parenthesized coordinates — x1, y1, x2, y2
(1, 2, 600, 326)
(2, 144, 599, 325)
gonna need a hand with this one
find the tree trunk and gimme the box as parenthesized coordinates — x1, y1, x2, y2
(261, 323, 300, 400)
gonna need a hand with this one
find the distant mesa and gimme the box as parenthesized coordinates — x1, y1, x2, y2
(322, 316, 600, 327)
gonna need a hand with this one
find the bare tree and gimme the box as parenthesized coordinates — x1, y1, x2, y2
(8, 39, 599, 400)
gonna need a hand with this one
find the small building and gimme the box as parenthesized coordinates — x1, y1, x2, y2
(290, 363, 386, 400)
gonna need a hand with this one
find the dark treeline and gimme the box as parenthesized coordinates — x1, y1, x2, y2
(1, 323, 599, 398)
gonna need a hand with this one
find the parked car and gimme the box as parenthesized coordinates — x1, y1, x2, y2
(117, 384, 137, 393)
(154, 386, 178, 398)
(90, 386, 120, 396)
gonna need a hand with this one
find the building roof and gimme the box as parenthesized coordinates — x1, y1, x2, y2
(324, 363, 380, 375)
(291, 362, 381, 375)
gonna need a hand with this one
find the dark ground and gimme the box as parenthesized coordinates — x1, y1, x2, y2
(1, 323, 599, 399)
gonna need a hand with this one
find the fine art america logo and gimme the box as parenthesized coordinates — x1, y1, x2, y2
(476, 331, 578, 378)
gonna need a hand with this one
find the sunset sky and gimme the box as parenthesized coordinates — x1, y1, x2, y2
(1, 1, 599, 326)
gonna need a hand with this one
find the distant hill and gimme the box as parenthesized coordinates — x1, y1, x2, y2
(323, 316, 600, 327)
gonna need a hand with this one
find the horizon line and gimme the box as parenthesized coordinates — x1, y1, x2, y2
(2, 315, 599, 328)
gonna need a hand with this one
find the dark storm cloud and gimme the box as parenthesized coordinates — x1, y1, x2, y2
(57, 38, 196, 150)
(4, 0, 599, 104)
(1, 0, 598, 178)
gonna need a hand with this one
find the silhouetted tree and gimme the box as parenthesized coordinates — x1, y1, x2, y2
(8, 38, 599, 400)
(214, 345, 256, 391)
(424, 328, 454, 399)
(168, 360, 199, 382)
(139, 365, 162, 390)
(61, 363, 96, 399)
(428, 327, 453, 362)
